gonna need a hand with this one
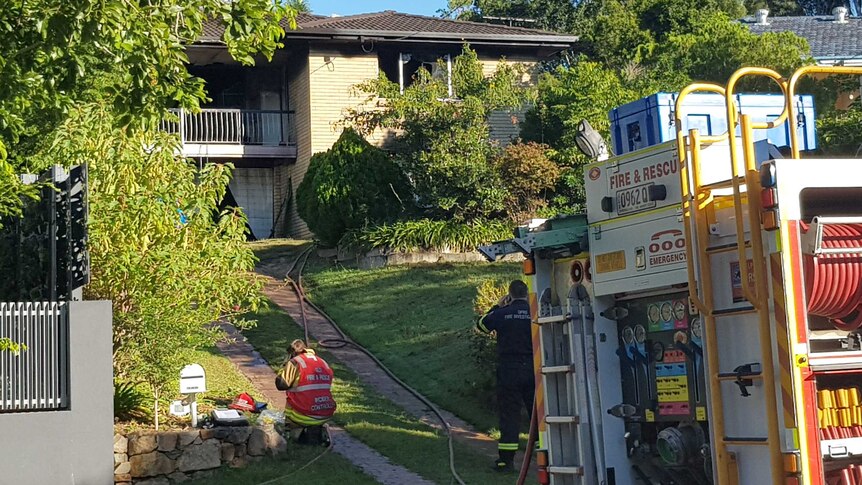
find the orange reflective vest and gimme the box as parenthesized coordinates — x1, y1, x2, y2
(285, 352, 336, 420)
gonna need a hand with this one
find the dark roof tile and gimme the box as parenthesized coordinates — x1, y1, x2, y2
(198, 10, 576, 45)
(743, 15, 862, 61)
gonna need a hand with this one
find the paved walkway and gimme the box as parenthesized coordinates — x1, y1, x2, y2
(261, 276, 501, 460)
(216, 322, 433, 485)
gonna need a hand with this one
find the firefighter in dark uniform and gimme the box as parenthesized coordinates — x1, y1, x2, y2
(477, 280, 535, 472)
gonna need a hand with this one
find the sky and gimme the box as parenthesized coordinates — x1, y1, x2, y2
(307, 0, 450, 17)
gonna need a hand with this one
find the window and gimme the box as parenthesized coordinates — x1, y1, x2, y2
(378, 51, 454, 97)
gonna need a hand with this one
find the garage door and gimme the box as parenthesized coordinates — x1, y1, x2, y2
(229, 167, 273, 240)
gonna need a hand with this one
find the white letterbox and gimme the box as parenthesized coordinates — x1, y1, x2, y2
(180, 363, 207, 394)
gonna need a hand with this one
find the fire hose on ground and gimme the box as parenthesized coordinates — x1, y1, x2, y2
(272, 244, 467, 485)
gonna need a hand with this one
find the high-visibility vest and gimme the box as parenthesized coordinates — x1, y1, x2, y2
(285, 352, 336, 420)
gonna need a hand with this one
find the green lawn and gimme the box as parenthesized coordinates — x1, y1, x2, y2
(242, 300, 523, 485)
(187, 448, 379, 485)
(188, 349, 265, 411)
(300, 261, 521, 433)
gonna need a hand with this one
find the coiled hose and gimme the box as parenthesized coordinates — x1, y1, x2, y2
(803, 223, 862, 331)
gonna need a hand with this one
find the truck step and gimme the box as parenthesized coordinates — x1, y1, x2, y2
(712, 306, 757, 316)
(706, 241, 750, 254)
(541, 365, 575, 374)
(723, 437, 769, 446)
(700, 176, 745, 193)
(535, 314, 570, 325)
(547, 466, 584, 475)
(546, 415, 580, 424)
(716, 372, 763, 381)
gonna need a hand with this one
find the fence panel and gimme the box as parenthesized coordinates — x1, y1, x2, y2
(0, 302, 69, 412)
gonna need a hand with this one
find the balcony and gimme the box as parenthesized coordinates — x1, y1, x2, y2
(162, 108, 297, 159)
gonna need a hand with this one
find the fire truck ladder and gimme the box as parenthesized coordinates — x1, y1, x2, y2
(536, 284, 603, 485)
(675, 68, 789, 485)
(478, 215, 597, 484)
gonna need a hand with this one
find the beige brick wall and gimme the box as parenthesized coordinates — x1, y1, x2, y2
(285, 50, 313, 240)
(308, 51, 381, 153)
(285, 50, 381, 240)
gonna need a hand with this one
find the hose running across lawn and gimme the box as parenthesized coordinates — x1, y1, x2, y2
(280, 244, 467, 485)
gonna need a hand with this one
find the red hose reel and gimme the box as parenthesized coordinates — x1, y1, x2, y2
(802, 222, 862, 331)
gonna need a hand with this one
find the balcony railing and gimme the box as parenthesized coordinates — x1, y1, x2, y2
(162, 109, 295, 147)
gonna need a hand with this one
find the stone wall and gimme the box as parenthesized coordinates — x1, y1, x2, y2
(328, 247, 524, 270)
(114, 424, 286, 484)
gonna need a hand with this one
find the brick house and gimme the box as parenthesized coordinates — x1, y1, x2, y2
(179, 11, 577, 240)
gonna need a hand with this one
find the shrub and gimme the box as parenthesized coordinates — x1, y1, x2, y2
(345, 218, 514, 253)
(347, 45, 530, 222)
(493, 142, 560, 221)
(818, 104, 862, 156)
(114, 380, 151, 422)
(296, 128, 411, 247)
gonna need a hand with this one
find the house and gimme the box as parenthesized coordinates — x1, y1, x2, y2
(743, 8, 862, 66)
(179, 11, 577, 240)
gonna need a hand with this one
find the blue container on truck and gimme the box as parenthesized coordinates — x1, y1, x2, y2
(609, 92, 817, 156)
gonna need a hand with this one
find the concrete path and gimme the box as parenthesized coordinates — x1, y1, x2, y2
(261, 276, 501, 460)
(216, 321, 434, 485)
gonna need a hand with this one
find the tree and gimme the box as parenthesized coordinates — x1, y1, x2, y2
(444, 0, 578, 33)
(0, 0, 294, 220)
(348, 45, 531, 222)
(37, 100, 263, 428)
(744, 0, 804, 15)
(521, 60, 660, 212)
(4, 1, 297, 427)
(818, 102, 862, 156)
(650, 11, 811, 89)
(296, 128, 411, 247)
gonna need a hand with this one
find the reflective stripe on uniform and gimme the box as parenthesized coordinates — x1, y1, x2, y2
(498, 442, 519, 451)
(293, 356, 307, 368)
(290, 383, 332, 393)
(477, 314, 491, 333)
(284, 406, 330, 426)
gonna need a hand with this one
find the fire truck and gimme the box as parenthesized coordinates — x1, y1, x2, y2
(480, 65, 862, 484)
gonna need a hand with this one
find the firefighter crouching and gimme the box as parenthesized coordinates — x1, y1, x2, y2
(477, 280, 535, 472)
(275, 339, 336, 444)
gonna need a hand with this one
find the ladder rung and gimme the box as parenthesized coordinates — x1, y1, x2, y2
(723, 437, 768, 446)
(541, 365, 575, 374)
(547, 466, 584, 475)
(701, 177, 746, 192)
(716, 372, 763, 381)
(536, 314, 570, 325)
(706, 241, 750, 254)
(713, 306, 756, 316)
(546, 415, 580, 424)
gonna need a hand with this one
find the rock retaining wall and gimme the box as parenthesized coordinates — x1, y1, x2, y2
(114, 424, 286, 484)
(327, 247, 523, 269)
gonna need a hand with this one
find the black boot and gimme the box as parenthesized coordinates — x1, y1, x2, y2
(493, 450, 516, 472)
(298, 425, 325, 445)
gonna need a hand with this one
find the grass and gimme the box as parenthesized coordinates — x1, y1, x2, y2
(188, 348, 266, 411)
(300, 261, 521, 434)
(187, 447, 379, 485)
(115, 348, 267, 433)
(242, 300, 521, 485)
